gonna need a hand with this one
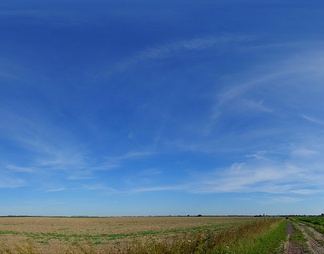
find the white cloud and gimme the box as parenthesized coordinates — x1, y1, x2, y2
(45, 187, 66, 192)
(79, 184, 119, 194)
(245, 150, 274, 161)
(129, 185, 187, 193)
(187, 154, 324, 195)
(266, 196, 303, 204)
(0, 175, 25, 189)
(291, 147, 318, 157)
(138, 168, 161, 176)
(239, 99, 273, 113)
(191, 163, 286, 193)
(301, 115, 324, 126)
(215, 71, 290, 107)
(104, 150, 155, 167)
(0, 106, 156, 185)
(114, 151, 154, 160)
(213, 47, 324, 113)
(6, 164, 35, 173)
(117, 146, 324, 196)
(0, 108, 103, 181)
(106, 35, 252, 75)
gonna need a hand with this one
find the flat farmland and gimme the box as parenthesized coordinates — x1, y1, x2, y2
(0, 216, 285, 253)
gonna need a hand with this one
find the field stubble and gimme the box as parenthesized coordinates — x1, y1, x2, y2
(0, 216, 283, 254)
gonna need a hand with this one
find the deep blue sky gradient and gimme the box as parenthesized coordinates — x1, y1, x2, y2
(1, 1, 324, 216)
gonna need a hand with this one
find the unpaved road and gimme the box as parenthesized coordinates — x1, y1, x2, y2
(286, 221, 324, 254)
(295, 222, 324, 254)
(285, 222, 305, 254)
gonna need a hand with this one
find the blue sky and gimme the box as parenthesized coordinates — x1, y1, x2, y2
(1, 0, 324, 216)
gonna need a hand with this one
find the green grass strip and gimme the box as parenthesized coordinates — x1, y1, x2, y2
(239, 219, 287, 254)
(295, 217, 324, 234)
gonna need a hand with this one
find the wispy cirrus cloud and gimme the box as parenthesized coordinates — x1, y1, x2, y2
(265, 196, 303, 204)
(106, 151, 154, 161)
(6, 164, 35, 173)
(214, 47, 324, 109)
(0, 106, 156, 187)
(0, 174, 26, 189)
(0, 108, 95, 183)
(106, 35, 253, 75)
(301, 115, 324, 126)
(165, 46, 324, 168)
(45, 187, 66, 192)
(291, 147, 319, 157)
(107, 139, 324, 196)
(129, 185, 187, 194)
(186, 138, 324, 195)
(186, 164, 322, 196)
(130, 136, 324, 197)
(238, 99, 273, 113)
(116, 151, 324, 197)
(98, 151, 156, 172)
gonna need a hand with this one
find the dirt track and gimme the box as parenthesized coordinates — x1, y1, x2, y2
(286, 221, 324, 254)
(295, 223, 324, 254)
(285, 222, 306, 254)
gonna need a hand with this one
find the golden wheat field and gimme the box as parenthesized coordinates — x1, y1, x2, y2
(0, 216, 261, 253)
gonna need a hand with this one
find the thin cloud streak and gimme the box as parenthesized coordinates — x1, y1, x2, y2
(129, 185, 187, 194)
(106, 35, 253, 75)
(265, 196, 303, 204)
(1, 108, 157, 179)
(106, 151, 155, 161)
(301, 115, 324, 126)
(0, 175, 26, 189)
(186, 155, 324, 195)
(215, 47, 324, 106)
(6, 165, 35, 173)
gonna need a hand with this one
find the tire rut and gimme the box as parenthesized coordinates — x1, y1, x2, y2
(285, 222, 306, 254)
(295, 222, 324, 254)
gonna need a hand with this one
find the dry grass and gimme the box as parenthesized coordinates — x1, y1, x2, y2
(0, 216, 279, 254)
(0, 216, 253, 234)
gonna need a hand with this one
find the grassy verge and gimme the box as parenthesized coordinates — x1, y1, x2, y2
(295, 217, 324, 234)
(236, 218, 287, 254)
